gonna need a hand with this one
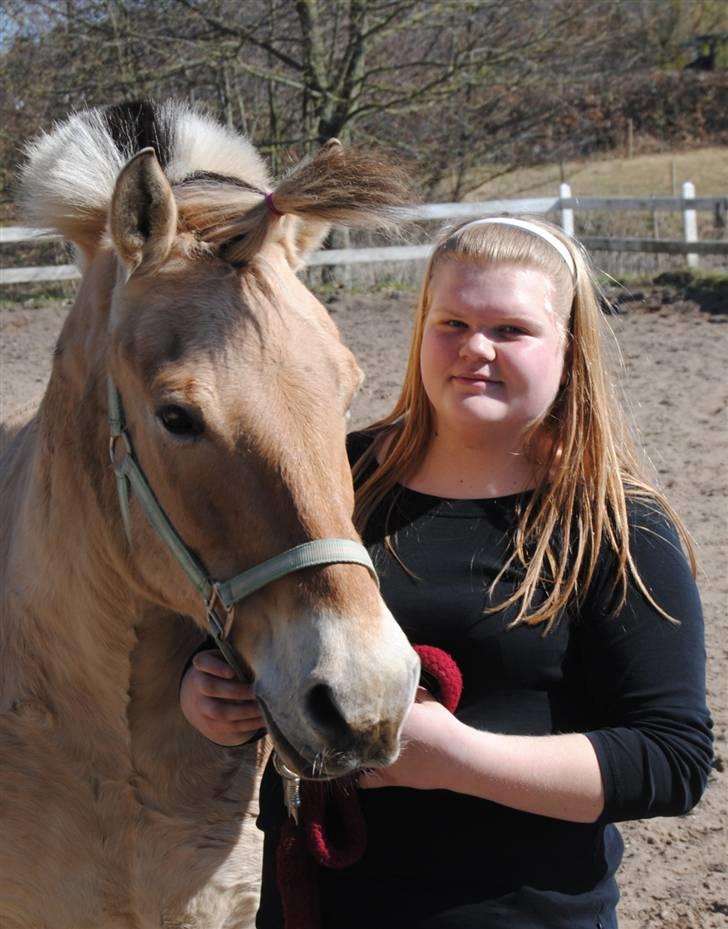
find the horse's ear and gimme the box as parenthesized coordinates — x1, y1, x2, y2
(110, 148, 177, 277)
(289, 216, 332, 266)
(284, 137, 343, 267)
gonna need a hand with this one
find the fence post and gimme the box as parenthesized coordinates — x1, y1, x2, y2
(682, 181, 699, 269)
(560, 182, 574, 236)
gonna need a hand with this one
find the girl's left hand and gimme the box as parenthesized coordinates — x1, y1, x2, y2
(358, 689, 607, 822)
(358, 688, 461, 791)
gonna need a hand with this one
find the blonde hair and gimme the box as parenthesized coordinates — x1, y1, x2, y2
(353, 217, 695, 630)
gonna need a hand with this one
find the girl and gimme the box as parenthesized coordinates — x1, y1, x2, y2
(180, 216, 713, 929)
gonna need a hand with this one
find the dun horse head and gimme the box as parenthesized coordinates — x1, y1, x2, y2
(21, 101, 419, 778)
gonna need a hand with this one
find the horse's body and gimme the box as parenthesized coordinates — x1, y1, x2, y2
(0, 101, 418, 929)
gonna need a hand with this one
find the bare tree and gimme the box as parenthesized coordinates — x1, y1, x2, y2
(3, 0, 723, 216)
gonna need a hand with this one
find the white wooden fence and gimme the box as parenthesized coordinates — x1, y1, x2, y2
(1, 182, 726, 286)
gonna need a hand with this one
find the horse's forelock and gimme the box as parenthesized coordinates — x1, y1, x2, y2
(209, 145, 413, 267)
(19, 101, 270, 249)
(173, 181, 264, 245)
(20, 101, 410, 275)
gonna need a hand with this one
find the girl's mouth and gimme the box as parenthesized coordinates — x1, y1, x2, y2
(452, 374, 501, 387)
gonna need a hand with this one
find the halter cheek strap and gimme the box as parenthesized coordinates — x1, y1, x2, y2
(107, 375, 377, 680)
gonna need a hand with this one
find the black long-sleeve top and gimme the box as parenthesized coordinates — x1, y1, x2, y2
(256, 432, 713, 929)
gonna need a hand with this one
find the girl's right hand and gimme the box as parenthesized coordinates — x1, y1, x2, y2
(180, 649, 266, 747)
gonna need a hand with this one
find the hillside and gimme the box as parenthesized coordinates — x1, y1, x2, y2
(468, 147, 728, 200)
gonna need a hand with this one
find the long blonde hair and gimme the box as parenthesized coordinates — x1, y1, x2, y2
(353, 217, 695, 630)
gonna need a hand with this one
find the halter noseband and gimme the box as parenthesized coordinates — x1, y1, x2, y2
(107, 376, 377, 680)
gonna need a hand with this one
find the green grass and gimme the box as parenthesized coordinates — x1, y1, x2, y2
(0, 281, 76, 309)
(657, 267, 728, 283)
(600, 267, 728, 288)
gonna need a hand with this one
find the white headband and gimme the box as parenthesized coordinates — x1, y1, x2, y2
(459, 217, 576, 279)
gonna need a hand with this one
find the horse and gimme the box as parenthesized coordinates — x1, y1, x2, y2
(0, 100, 419, 929)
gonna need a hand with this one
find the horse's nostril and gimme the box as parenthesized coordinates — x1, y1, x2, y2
(305, 683, 350, 741)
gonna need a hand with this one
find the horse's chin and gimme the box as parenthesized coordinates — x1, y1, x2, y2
(257, 698, 362, 781)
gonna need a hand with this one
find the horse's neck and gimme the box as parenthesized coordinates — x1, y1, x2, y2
(2, 467, 143, 734)
(1, 254, 249, 790)
(1, 254, 144, 729)
(126, 609, 262, 804)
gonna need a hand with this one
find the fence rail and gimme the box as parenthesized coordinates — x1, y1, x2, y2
(2, 183, 726, 286)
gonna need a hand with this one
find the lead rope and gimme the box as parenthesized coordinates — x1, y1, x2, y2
(276, 645, 463, 929)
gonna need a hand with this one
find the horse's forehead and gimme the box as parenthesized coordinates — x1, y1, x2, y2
(114, 255, 354, 392)
(119, 251, 327, 329)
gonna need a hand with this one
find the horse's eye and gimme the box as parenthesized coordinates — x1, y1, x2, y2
(157, 405, 204, 437)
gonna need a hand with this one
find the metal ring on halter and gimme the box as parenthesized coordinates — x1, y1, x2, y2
(108, 430, 132, 466)
(273, 753, 301, 782)
(205, 583, 234, 640)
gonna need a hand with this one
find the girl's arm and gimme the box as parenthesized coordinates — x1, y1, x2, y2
(359, 693, 605, 823)
(362, 501, 713, 826)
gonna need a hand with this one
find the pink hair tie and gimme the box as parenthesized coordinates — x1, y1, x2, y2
(265, 191, 284, 217)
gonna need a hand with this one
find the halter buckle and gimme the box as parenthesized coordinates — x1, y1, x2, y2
(273, 752, 302, 823)
(205, 583, 234, 640)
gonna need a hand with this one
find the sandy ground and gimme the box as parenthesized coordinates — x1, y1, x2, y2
(1, 283, 726, 928)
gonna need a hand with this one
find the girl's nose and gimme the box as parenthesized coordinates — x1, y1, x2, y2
(460, 331, 495, 361)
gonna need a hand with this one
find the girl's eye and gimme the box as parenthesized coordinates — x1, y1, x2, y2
(499, 325, 526, 336)
(157, 405, 205, 438)
(445, 319, 467, 328)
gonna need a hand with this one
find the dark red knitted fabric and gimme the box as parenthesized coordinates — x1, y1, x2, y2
(276, 646, 462, 929)
(276, 818, 321, 929)
(302, 778, 367, 868)
(413, 644, 463, 713)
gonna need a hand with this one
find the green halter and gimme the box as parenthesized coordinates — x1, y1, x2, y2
(107, 376, 377, 680)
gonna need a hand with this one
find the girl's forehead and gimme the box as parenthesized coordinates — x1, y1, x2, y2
(429, 259, 556, 313)
(433, 256, 549, 283)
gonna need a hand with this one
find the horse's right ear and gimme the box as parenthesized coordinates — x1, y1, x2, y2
(110, 148, 177, 277)
(285, 138, 343, 267)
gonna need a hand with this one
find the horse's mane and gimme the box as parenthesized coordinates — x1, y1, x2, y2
(21, 99, 411, 266)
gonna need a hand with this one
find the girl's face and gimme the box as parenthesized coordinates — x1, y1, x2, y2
(420, 259, 568, 446)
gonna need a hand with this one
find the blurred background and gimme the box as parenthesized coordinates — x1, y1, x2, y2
(1, 0, 726, 284)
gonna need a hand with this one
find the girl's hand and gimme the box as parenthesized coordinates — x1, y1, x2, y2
(358, 691, 605, 823)
(179, 649, 266, 747)
(358, 688, 460, 791)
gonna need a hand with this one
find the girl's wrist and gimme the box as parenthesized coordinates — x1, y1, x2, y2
(432, 718, 491, 793)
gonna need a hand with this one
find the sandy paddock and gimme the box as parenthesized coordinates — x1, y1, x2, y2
(1, 283, 726, 928)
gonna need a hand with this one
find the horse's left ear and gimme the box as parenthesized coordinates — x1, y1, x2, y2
(110, 148, 177, 277)
(288, 216, 332, 267)
(279, 138, 342, 269)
